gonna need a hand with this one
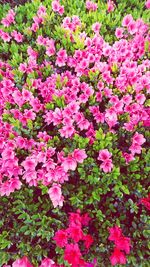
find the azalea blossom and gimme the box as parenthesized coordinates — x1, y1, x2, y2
(12, 256, 33, 267)
(98, 149, 112, 162)
(110, 248, 126, 265)
(48, 183, 64, 208)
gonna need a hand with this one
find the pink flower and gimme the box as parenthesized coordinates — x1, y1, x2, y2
(62, 156, 77, 172)
(86, 1, 98, 11)
(39, 258, 55, 267)
(22, 158, 36, 171)
(107, 0, 115, 13)
(12, 256, 33, 267)
(122, 152, 135, 164)
(52, 0, 60, 12)
(59, 124, 75, 138)
(129, 143, 142, 155)
(83, 234, 94, 249)
(72, 149, 87, 163)
(53, 229, 68, 247)
(92, 22, 101, 33)
(100, 159, 113, 173)
(98, 149, 112, 161)
(0, 178, 22, 196)
(132, 132, 146, 145)
(48, 183, 64, 208)
(56, 49, 67, 67)
(115, 27, 124, 38)
(145, 0, 150, 9)
(0, 30, 11, 42)
(122, 14, 133, 27)
(52, 0, 64, 15)
(1, 9, 15, 27)
(110, 248, 126, 266)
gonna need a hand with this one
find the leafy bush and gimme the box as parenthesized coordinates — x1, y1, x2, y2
(0, 0, 150, 266)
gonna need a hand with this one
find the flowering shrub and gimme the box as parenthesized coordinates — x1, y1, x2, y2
(0, 0, 150, 266)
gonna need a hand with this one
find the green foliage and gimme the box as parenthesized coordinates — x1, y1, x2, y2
(0, 0, 150, 266)
(0, 185, 67, 266)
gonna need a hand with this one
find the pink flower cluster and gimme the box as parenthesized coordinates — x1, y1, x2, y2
(1, 9, 15, 27)
(52, 0, 64, 16)
(98, 149, 113, 173)
(108, 226, 131, 265)
(62, 16, 81, 32)
(129, 132, 146, 155)
(3, 255, 62, 267)
(86, 1, 98, 11)
(53, 210, 96, 267)
(29, 5, 47, 32)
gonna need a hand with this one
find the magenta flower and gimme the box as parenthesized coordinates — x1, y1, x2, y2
(108, 226, 122, 242)
(145, 0, 150, 9)
(107, 0, 115, 13)
(53, 229, 68, 248)
(110, 248, 126, 265)
(98, 149, 112, 162)
(122, 14, 133, 27)
(64, 244, 82, 265)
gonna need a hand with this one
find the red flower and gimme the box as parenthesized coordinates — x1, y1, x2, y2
(108, 226, 122, 242)
(81, 213, 91, 226)
(110, 248, 126, 266)
(69, 211, 82, 227)
(67, 224, 83, 242)
(140, 194, 150, 210)
(83, 234, 94, 249)
(64, 244, 82, 265)
(115, 236, 131, 254)
(53, 229, 68, 248)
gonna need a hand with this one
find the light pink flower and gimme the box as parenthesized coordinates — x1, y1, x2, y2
(122, 152, 135, 164)
(12, 256, 33, 267)
(129, 143, 142, 155)
(72, 149, 87, 163)
(100, 159, 113, 173)
(62, 156, 77, 172)
(39, 258, 55, 267)
(22, 158, 36, 171)
(86, 1, 98, 11)
(132, 132, 146, 145)
(122, 14, 133, 27)
(48, 183, 64, 208)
